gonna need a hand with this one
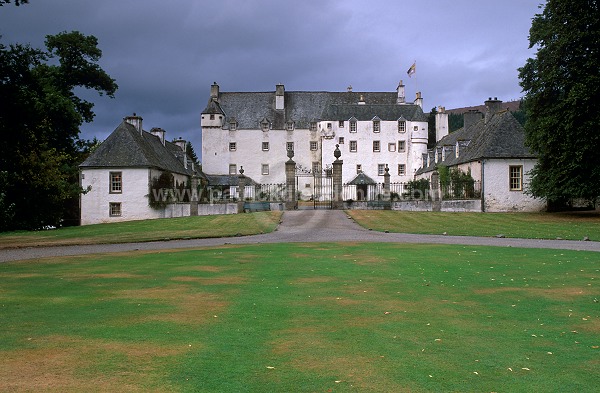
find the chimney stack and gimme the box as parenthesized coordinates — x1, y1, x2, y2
(174, 137, 186, 152)
(414, 92, 423, 109)
(210, 82, 220, 101)
(150, 127, 166, 145)
(396, 80, 405, 104)
(464, 109, 483, 130)
(275, 83, 285, 110)
(484, 97, 502, 124)
(435, 106, 448, 142)
(124, 113, 143, 134)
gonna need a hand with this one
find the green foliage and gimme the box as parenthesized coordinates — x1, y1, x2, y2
(185, 141, 200, 165)
(404, 178, 430, 199)
(0, 32, 117, 230)
(0, 0, 29, 6)
(518, 0, 600, 205)
(1, 243, 598, 391)
(427, 106, 437, 149)
(448, 112, 464, 132)
(148, 171, 174, 209)
(437, 166, 477, 199)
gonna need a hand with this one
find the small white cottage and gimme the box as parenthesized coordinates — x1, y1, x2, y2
(416, 98, 546, 212)
(79, 114, 200, 225)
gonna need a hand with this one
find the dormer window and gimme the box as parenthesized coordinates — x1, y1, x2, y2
(310, 122, 317, 131)
(286, 121, 295, 131)
(260, 118, 270, 132)
(398, 119, 406, 133)
(372, 117, 381, 133)
(229, 119, 237, 131)
(350, 118, 357, 133)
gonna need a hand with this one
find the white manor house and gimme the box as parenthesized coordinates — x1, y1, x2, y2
(201, 82, 447, 198)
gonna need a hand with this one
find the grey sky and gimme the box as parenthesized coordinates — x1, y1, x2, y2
(0, 0, 542, 158)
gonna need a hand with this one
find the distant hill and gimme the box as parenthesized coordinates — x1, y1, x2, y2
(446, 99, 522, 114)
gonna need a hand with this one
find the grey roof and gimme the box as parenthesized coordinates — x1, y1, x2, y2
(80, 121, 197, 176)
(417, 110, 535, 175)
(204, 174, 258, 187)
(203, 90, 427, 130)
(348, 172, 377, 185)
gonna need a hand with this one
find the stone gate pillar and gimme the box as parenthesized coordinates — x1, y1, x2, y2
(238, 166, 246, 213)
(383, 165, 390, 199)
(190, 175, 199, 216)
(332, 144, 344, 209)
(431, 170, 441, 212)
(285, 149, 297, 210)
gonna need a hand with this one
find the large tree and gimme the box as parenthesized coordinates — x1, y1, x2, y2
(518, 0, 600, 207)
(0, 31, 117, 230)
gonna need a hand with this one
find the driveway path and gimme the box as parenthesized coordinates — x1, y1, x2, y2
(1, 210, 599, 263)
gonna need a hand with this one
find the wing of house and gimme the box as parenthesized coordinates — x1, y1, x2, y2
(79, 114, 202, 225)
(417, 98, 546, 212)
(201, 82, 432, 191)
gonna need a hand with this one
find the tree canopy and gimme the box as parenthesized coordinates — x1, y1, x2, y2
(518, 0, 600, 206)
(0, 31, 117, 230)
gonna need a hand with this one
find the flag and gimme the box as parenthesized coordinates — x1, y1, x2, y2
(407, 62, 416, 77)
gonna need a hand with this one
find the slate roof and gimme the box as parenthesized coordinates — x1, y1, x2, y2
(417, 110, 535, 175)
(204, 174, 258, 187)
(348, 172, 377, 185)
(203, 90, 427, 130)
(80, 121, 197, 176)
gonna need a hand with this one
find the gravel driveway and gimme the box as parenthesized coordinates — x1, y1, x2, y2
(1, 210, 599, 263)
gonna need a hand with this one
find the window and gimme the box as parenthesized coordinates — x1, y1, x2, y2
(262, 142, 269, 151)
(229, 120, 237, 131)
(398, 140, 406, 152)
(286, 142, 294, 152)
(229, 164, 237, 175)
(109, 202, 121, 217)
(261, 119, 270, 131)
(327, 123, 332, 130)
(309, 141, 318, 151)
(286, 121, 294, 131)
(388, 143, 396, 152)
(210, 114, 215, 120)
(349, 140, 357, 152)
(398, 120, 406, 133)
(109, 172, 122, 193)
(312, 162, 321, 174)
(373, 120, 380, 133)
(350, 121, 357, 133)
(262, 164, 269, 175)
(310, 122, 317, 131)
(373, 140, 380, 152)
(413, 125, 419, 131)
(338, 137, 345, 144)
(339, 120, 344, 128)
(509, 165, 523, 191)
(356, 164, 362, 174)
(229, 142, 237, 151)
(378, 164, 386, 176)
(398, 164, 406, 176)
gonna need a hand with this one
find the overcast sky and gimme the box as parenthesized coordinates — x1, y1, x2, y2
(1, 0, 542, 158)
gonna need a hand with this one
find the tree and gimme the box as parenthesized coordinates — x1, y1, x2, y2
(427, 107, 437, 149)
(0, 0, 29, 6)
(185, 141, 200, 165)
(518, 0, 600, 207)
(0, 32, 117, 229)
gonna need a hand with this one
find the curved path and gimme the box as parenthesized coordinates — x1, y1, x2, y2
(1, 210, 599, 263)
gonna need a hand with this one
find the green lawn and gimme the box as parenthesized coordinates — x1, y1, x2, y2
(0, 212, 282, 249)
(1, 243, 598, 392)
(348, 210, 600, 241)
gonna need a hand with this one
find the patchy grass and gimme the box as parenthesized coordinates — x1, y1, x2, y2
(0, 212, 281, 249)
(348, 210, 600, 241)
(1, 243, 598, 392)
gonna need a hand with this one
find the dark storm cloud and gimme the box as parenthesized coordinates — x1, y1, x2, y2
(0, 0, 541, 157)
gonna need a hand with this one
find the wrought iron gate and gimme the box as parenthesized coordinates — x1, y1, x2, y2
(296, 170, 333, 210)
